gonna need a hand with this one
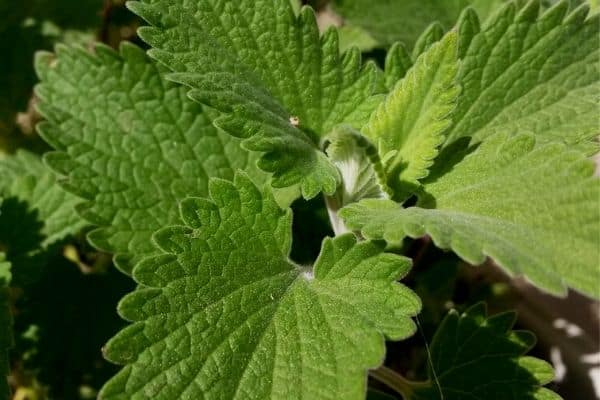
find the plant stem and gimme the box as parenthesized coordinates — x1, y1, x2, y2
(369, 366, 429, 399)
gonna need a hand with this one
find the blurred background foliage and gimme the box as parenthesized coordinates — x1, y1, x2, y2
(0, 1, 597, 399)
(1, 1, 138, 398)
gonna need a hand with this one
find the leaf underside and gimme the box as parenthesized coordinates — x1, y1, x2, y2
(324, 125, 391, 234)
(411, 303, 561, 400)
(128, 0, 387, 198)
(341, 132, 600, 298)
(100, 174, 420, 400)
(35, 43, 267, 274)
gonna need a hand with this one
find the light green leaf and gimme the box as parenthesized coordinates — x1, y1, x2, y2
(383, 43, 413, 90)
(447, 0, 600, 152)
(0, 252, 11, 400)
(100, 173, 420, 400)
(341, 132, 600, 297)
(411, 22, 444, 60)
(455, 7, 481, 58)
(546, 0, 599, 12)
(35, 43, 269, 274)
(469, 0, 518, 20)
(129, 0, 386, 198)
(332, 0, 506, 49)
(289, 0, 301, 15)
(338, 25, 380, 53)
(362, 32, 460, 200)
(409, 303, 561, 400)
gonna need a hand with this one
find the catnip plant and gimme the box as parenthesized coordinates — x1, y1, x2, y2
(0, 0, 598, 399)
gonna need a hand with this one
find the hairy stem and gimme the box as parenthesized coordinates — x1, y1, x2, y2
(324, 194, 351, 236)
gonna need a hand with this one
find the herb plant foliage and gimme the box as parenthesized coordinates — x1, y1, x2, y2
(1, 0, 598, 399)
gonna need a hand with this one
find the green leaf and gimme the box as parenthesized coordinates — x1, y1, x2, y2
(128, 0, 386, 198)
(100, 173, 420, 400)
(409, 303, 561, 400)
(0, 252, 11, 400)
(338, 25, 380, 53)
(341, 132, 600, 298)
(332, 0, 506, 49)
(35, 43, 269, 274)
(325, 127, 390, 203)
(0, 150, 87, 249)
(383, 43, 413, 90)
(289, 0, 301, 15)
(447, 0, 600, 152)
(467, 0, 514, 19)
(455, 7, 481, 58)
(362, 32, 460, 199)
(411, 22, 445, 60)
(589, 0, 600, 11)
(324, 125, 391, 234)
(0, 150, 88, 283)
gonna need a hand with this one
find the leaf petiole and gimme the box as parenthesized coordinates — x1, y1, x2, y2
(369, 365, 429, 399)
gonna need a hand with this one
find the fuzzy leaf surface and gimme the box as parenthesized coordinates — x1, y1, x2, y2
(383, 43, 414, 90)
(341, 132, 600, 297)
(410, 304, 561, 400)
(35, 43, 268, 274)
(129, 0, 386, 198)
(100, 174, 420, 400)
(411, 22, 445, 60)
(447, 0, 600, 152)
(362, 32, 460, 199)
(324, 126, 390, 235)
(332, 0, 506, 49)
(325, 127, 390, 204)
